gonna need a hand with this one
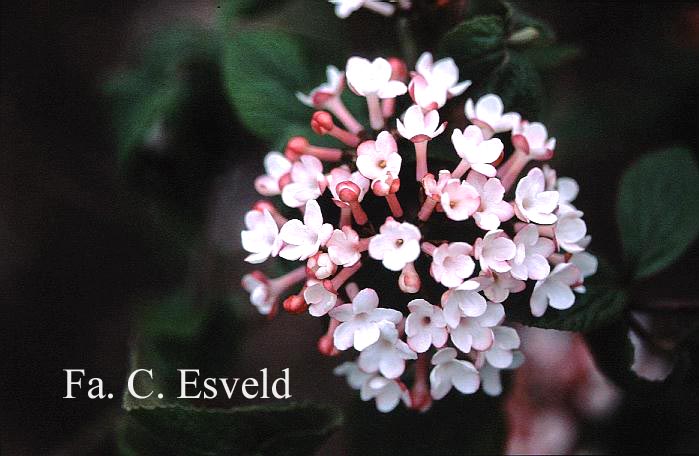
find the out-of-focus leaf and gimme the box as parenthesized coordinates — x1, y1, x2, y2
(521, 44, 582, 70)
(483, 50, 543, 118)
(219, 0, 288, 23)
(104, 26, 221, 168)
(439, 15, 506, 63)
(508, 7, 556, 47)
(524, 258, 628, 332)
(117, 401, 342, 456)
(617, 147, 699, 279)
(346, 393, 505, 454)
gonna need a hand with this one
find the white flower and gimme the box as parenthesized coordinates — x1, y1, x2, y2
(334, 361, 373, 390)
(510, 224, 555, 280)
(449, 302, 504, 353)
(358, 321, 417, 378)
(241, 272, 275, 315)
(555, 210, 588, 253)
(296, 65, 344, 107)
(441, 179, 480, 221)
(327, 226, 362, 267)
(307, 253, 337, 280)
(405, 299, 448, 353)
(396, 105, 446, 142)
(465, 94, 521, 137)
(514, 167, 559, 224)
(543, 164, 579, 213)
(570, 251, 598, 283)
(451, 126, 504, 177)
(241, 208, 280, 264)
(331, 0, 396, 19)
(512, 120, 556, 160)
(422, 169, 451, 199)
(330, 288, 402, 351)
(254, 151, 292, 196)
(346, 57, 407, 98)
(360, 375, 409, 413)
(429, 347, 480, 400)
(368, 218, 421, 271)
(430, 242, 475, 288)
(303, 281, 338, 317)
(441, 287, 487, 328)
(281, 155, 327, 208)
(408, 52, 471, 110)
(474, 229, 516, 273)
(478, 270, 526, 303)
(480, 351, 524, 396)
(530, 263, 583, 317)
(278, 200, 333, 261)
(327, 165, 370, 206)
(484, 326, 521, 368)
(466, 171, 514, 230)
(356, 131, 402, 180)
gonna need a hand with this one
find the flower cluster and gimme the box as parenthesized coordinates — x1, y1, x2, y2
(241, 52, 596, 412)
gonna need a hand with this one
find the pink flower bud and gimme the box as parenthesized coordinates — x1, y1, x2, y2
(337, 181, 361, 203)
(284, 136, 309, 160)
(388, 57, 408, 82)
(310, 111, 335, 135)
(283, 294, 308, 314)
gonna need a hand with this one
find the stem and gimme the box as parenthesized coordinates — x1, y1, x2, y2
(382, 97, 396, 119)
(451, 158, 471, 180)
(331, 261, 362, 290)
(418, 197, 438, 221)
(414, 140, 428, 181)
(340, 206, 352, 227)
(271, 266, 308, 291)
(345, 282, 359, 300)
(367, 94, 384, 130)
(386, 194, 404, 218)
(357, 237, 371, 252)
(349, 201, 369, 225)
(499, 149, 530, 192)
(307, 144, 343, 162)
(329, 125, 360, 147)
(421, 242, 437, 256)
(325, 96, 363, 134)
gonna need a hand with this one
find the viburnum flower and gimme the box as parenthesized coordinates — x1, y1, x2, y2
(358, 321, 418, 378)
(346, 57, 407, 129)
(510, 224, 555, 280)
(474, 229, 516, 273)
(514, 167, 560, 224)
(405, 299, 448, 353)
(327, 226, 363, 267)
(466, 171, 514, 230)
(465, 94, 521, 138)
(368, 218, 421, 271)
(331, 0, 397, 19)
(330, 288, 402, 351)
(483, 325, 521, 368)
(303, 281, 338, 317)
(530, 263, 583, 317)
(278, 200, 333, 261)
(241, 51, 596, 412)
(356, 131, 402, 180)
(441, 179, 480, 221)
(397, 105, 446, 180)
(254, 151, 292, 196)
(429, 347, 480, 400)
(479, 270, 526, 303)
(450, 125, 504, 178)
(441, 286, 488, 328)
(409, 52, 471, 110)
(360, 375, 410, 413)
(555, 210, 589, 253)
(512, 120, 557, 160)
(429, 242, 476, 288)
(241, 208, 281, 264)
(449, 302, 505, 353)
(281, 155, 327, 208)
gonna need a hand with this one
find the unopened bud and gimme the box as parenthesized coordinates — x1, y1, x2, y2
(285, 136, 309, 160)
(283, 294, 307, 314)
(310, 111, 335, 135)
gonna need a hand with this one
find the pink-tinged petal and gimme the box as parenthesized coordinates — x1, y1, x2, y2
(547, 281, 576, 310)
(415, 51, 433, 75)
(477, 138, 504, 163)
(448, 79, 472, 97)
(370, 308, 403, 324)
(534, 190, 560, 214)
(329, 303, 354, 322)
(352, 288, 379, 314)
(432, 347, 458, 364)
(457, 290, 487, 317)
(485, 347, 513, 369)
(557, 177, 579, 202)
(424, 109, 440, 133)
(408, 331, 432, 353)
(475, 94, 504, 126)
(333, 321, 355, 350)
(526, 254, 551, 280)
(254, 175, 280, 196)
(471, 163, 497, 177)
(429, 373, 452, 400)
(303, 200, 323, 230)
(376, 130, 397, 153)
(470, 324, 495, 351)
(479, 303, 505, 326)
(354, 324, 382, 351)
(380, 356, 407, 379)
(450, 325, 474, 353)
(493, 326, 520, 350)
(264, 151, 291, 177)
(490, 237, 517, 261)
(452, 363, 480, 394)
(395, 118, 410, 140)
(474, 211, 501, 231)
(378, 80, 408, 98)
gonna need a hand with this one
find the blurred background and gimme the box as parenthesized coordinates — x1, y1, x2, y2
(2, 0, 698, 454)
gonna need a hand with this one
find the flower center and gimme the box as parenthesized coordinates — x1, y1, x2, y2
(395, 238, 404, 247)
(421, 316, 431, 326)
(378, 160, 387, 168)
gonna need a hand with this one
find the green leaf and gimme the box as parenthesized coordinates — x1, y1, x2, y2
(219, 0, 288, 23)
(617, 147, 699, 279)
(521, 44, 582, 71)
(483, 50, 543, 118)
(524, 257, 628, 332)
(118, 401, 342, 456)
(508, 7, 556, 47)
(104, 26, 221, 167)
(439, 15, 506, 63)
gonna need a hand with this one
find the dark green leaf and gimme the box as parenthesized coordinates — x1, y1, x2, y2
(218, 0, 288, 23)
(617, 147, 699, 279)
(118, 401, 342, 456)
(439, 15, 506, 63)
(521, 44, 582, 70)
(482, 50, 543, 118)
(508, 7, 556, 47)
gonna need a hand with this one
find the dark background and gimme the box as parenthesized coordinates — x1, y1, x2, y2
(2, 1, 698, 454)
